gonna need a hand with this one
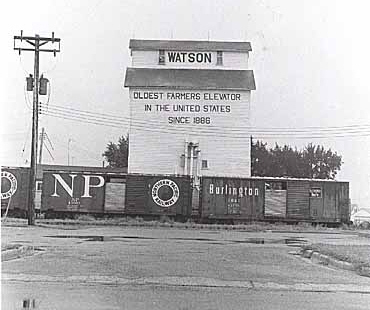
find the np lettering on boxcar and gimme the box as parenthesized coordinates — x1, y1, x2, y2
(51, 174, 105, 198)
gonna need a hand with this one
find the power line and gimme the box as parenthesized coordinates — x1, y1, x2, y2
(40, 104, 129, 126)
(50, 134, 104, 163)
(39, 104, 370, 138)
(41, 106, 370, 138)
(23, 85, 32, 109)
(40, 108, 370, 139)
(39, 102, 370, 134)
(40, 109, 127, 129)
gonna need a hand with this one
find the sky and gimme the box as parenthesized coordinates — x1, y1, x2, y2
(1, 0, 370, 207)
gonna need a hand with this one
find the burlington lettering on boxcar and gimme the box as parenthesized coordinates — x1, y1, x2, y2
(209, 183, 259, 197)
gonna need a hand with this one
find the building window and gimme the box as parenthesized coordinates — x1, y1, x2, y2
(310, 187, 322, 198)
(201, 160, 208, 169)
(158, 50, 165, 65)
(216, 51, 223, 65)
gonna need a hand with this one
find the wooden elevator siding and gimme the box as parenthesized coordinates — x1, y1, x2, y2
(128, 89, 251, 178)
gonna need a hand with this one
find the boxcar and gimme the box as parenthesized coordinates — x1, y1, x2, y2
(5, 163, 350, 225)
(1, 166, 30, 217)
(125, 174, 192, 219)
(41, 171, 192, 219)
(263, 177, 349, 224)
(200, 176, 350, 224)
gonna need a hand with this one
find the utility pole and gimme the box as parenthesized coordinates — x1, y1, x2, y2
(14, 31, 61, 225)
(68, 138, 72, 166)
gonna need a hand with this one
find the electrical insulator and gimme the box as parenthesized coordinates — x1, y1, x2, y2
(39, 75, 49, 95)
(26, 74, 34, 91)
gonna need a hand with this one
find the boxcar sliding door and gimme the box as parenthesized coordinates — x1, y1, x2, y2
(264, 181, 287, 218)
(104, 178, 126, 213)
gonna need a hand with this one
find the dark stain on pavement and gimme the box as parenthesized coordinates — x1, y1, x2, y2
(45, 235, 156, 242)
(45, 235, 307, 246)
(232, 238, 307, 246)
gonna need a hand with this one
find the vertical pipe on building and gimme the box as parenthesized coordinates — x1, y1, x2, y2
(197, 149, 201, 178)
(189, 143, 194, 177)
(184, 141, 188, 175)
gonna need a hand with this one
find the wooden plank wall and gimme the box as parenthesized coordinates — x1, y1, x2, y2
(323, 182, 338, 220)
(128, 89, 252, 178)
(125, 175, 148, 214)
(287, 181, 310, 219)
(338, 182, 350, 222)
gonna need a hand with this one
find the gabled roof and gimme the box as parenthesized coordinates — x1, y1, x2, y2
(124, 68, 256, 90)
(129, 39, 252, 52)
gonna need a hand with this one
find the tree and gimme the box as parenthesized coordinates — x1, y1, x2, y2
(102, 135, 129, 168)
(302, 143, 342, 179)
(251, 140, 342, 179)
(251, 140, 272, 176)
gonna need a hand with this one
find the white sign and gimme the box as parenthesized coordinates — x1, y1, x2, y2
(132, 90, 243, 126)
(1, 171, 18, 199)
(151, 179, 180, 207)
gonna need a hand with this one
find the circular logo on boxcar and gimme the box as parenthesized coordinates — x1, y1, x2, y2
(151, 179, 180, 208)
(1, 171, 18, 199)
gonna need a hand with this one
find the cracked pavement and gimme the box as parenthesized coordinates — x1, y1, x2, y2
(2, 224, 370, 309)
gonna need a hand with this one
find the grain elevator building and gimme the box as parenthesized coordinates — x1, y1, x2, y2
(124, 39, 256, 178)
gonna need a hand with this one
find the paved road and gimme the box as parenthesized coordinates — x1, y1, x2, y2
(2, 224, 370, 309)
